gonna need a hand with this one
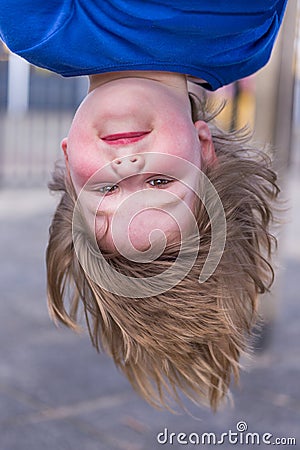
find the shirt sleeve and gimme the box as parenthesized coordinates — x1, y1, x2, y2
(0, 0, 73, 52)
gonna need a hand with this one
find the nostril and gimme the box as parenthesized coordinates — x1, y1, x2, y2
(114, 159, 122, 165)
(130, 157, 138, 163)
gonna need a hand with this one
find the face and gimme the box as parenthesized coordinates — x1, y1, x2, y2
(63, 76, 216, 257)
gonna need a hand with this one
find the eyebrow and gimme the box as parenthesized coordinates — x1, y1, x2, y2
(95, 194, 184, 217)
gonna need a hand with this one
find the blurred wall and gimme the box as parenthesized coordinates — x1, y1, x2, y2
(254, 0, 298, 177)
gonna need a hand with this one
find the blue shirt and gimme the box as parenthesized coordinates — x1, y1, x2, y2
(0, 0, 287, 90)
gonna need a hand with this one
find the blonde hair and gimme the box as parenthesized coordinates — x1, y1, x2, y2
(46, 95, 279, 411)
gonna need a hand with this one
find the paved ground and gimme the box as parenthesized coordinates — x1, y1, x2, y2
(0, 170, 299, 450)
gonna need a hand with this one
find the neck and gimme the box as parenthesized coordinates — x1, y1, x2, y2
(88, 70, 188, 94)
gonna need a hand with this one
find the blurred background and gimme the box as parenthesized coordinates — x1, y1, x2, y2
(0, 2, 299, 449)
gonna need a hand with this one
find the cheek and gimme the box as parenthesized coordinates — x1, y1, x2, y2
(67, 122, 104, 187)
(160, 123, 201, 166)
(70, 157, 102, 189)
(68, 143, 106, 189)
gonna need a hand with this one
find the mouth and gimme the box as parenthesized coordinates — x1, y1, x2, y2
(101, 131, 151, 145)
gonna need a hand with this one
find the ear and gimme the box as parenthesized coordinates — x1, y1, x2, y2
(61, 137, 68, 162)
(194, 120, 217, 168)
(61, 137, 72, 179)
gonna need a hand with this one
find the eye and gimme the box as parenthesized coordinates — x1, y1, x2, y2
(98, 185, 118, 194)
(148, 178, 173, 187)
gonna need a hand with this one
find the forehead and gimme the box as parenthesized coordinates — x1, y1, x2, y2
(96, 207, 191, 256)
(92, 186, 197, 257)
(74, 154, 202, 256)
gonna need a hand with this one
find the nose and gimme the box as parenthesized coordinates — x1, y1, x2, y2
(111, 154, 145, 177)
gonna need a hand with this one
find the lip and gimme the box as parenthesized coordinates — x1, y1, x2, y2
(101, 131, 151, 145)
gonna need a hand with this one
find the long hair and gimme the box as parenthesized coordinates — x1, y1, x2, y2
(46, 94, 279, 411)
